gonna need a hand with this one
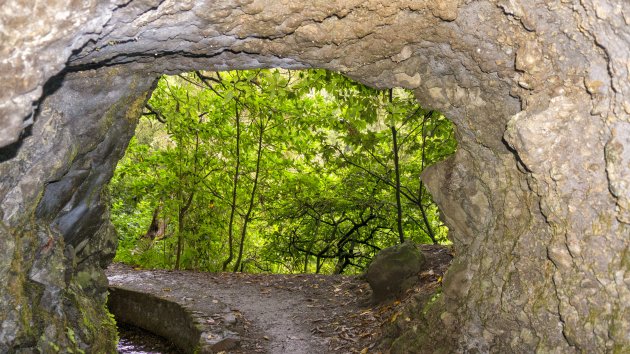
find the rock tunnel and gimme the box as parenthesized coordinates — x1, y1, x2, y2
(1, 0, 629, 352)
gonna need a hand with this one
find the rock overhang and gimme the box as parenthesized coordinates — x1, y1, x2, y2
(1, 0, 629, 352)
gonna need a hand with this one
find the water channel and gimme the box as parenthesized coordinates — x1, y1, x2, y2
(117, 323, 181, 354)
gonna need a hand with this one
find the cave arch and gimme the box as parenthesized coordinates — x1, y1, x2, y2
(1, 1, 628, 352)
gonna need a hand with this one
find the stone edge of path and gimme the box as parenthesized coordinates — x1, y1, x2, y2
(108, 286, 240, 353)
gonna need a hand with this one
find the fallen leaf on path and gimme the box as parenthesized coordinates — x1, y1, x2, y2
(390, 312, 400, 323)
(339, 332, 357, 342)
(359, 331, 373, 338)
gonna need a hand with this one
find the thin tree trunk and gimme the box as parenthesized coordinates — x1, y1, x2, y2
(418, 190, 437, 244)
(389, 88, 405, 244)
(175, 192, 194, 270)
(223, 103, 241, 271)
(233, 119, 264, 272)
(418, 112, 436, 243)
(303, 220, 318, 273)
(175, 206, 184, 270)
(144, 202, 166, 240)
(175, 108, 204, 270)
(174, 125, 185, 270)
(392, 125, 404, 243)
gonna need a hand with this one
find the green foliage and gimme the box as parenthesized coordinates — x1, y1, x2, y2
(109, 69, 456, 274)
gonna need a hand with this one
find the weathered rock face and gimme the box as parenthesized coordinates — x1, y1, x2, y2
(1, 0, 628, 352)
(0, 67, 150, 351)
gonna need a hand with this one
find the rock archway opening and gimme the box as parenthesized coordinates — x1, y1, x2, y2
(105, 68, 459, 353)
(109, 68, 457, 275)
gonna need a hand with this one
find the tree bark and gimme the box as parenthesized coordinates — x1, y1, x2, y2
(222, 102, 241, 271)
(144, 202, 166, 240)
(233, 118, 264, 272)
(391, 125, 404, 243)
(419, 112, 437, 243)
(175, 192, 194, 270)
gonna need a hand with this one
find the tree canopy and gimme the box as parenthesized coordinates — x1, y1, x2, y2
(109, 69, 456, 274)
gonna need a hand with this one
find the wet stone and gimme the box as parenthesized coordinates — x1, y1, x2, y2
(117, 322, 182, 354)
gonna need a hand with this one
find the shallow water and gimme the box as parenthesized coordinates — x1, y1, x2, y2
(117, 322, 182, 354)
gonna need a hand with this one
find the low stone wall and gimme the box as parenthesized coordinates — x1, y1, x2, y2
(108, 286, 200, 353)
(108, 286, 238, 353)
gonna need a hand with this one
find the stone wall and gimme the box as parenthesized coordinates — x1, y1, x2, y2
(1, 0, 628, 352)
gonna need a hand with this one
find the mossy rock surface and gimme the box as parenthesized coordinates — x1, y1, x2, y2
(365, 241, 426, 302)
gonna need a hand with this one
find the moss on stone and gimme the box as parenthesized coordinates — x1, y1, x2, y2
(66, 282, 118, 353)
(422, 289, 442, 316)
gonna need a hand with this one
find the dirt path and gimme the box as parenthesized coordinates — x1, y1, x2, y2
(202, 277, 328, 353)
(107, 244, 452, 354)
(107, 265, 371, 353)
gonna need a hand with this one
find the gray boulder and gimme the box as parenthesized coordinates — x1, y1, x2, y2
(365, 241, 426, 302)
